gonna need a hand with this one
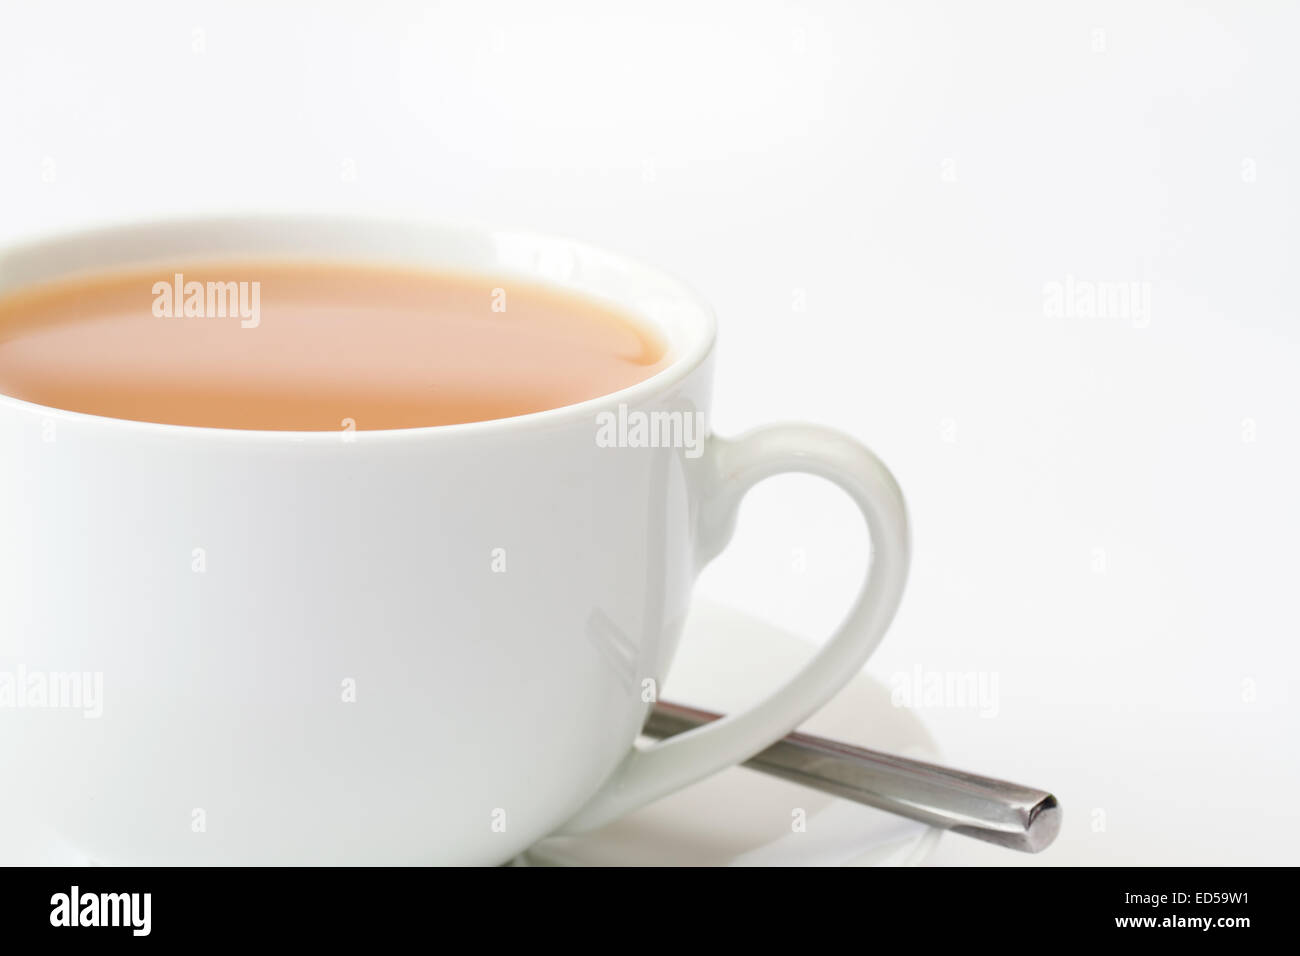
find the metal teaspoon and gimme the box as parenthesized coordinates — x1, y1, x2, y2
(644, 700, 1061, 853)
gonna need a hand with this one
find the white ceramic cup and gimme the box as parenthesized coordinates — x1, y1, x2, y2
(0, 216, 909, 865)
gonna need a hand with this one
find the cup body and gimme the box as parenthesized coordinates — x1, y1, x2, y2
(0, 217, 715, 864)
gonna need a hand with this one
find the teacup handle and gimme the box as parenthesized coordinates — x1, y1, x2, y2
(561, 423, 911, 833)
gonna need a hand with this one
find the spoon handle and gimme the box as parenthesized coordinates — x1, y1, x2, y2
(644, 700, 1060, 853)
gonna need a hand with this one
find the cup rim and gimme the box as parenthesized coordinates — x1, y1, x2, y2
(0, 213, 717, 443)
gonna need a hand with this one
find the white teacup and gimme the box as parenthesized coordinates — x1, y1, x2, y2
(0, 216, 909, 865)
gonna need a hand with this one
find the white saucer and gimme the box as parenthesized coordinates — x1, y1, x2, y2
(520, 598, 943, 866)
(2, 599, 942, 867)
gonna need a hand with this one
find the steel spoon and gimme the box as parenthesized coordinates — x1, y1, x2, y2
(644, 700, 1060, 853)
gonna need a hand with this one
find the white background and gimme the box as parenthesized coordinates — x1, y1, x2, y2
(2, 1, 1296, 865)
